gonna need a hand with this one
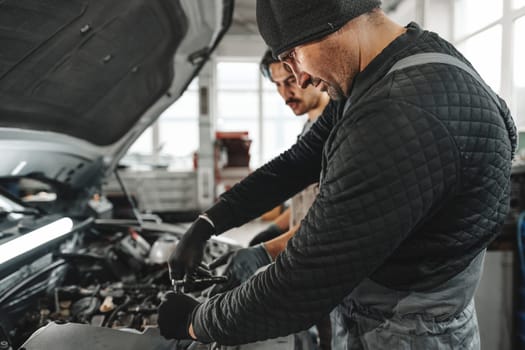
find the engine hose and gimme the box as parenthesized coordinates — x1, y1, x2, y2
(103, 296, 131, 328)
(0, 260, 67, 306)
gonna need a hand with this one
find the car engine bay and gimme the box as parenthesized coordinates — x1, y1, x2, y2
(0, 219, 238, 349)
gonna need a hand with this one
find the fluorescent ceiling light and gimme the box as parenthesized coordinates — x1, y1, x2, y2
(11, 161, 27, 176)
(0, 217, 74, 265)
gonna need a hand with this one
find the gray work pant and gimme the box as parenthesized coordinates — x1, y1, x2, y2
(331, 251, 485, 350)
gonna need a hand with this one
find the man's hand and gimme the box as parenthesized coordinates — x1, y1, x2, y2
(208, 244, 272, 296)
(158, 292, 199, 340)
(168, 217, 215, 282)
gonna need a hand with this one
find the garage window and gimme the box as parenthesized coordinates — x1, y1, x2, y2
(514, 16, 525, 127)
(454, 0, 503, 39)
(215, 59, 303, 167)
(456, 25, 502, 93)
(453, 0, 525, 129)
(125, 79, 199, 170)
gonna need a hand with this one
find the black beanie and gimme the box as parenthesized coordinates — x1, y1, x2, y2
(257, 0, 382, 57)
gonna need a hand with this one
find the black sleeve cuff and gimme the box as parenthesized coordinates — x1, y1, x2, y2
(191, 303, 214, 344)
(204, 199, 236, 235)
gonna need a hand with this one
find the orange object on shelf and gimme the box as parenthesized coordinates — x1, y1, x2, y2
(214, 131, 253, 199)
(215, 131, 249, 139)
(215, 131, 252, 167)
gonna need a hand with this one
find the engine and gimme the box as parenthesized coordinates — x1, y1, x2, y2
(0, 220, 237, 349)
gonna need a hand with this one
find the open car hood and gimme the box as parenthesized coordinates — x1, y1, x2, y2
(0, 0, 233, 191)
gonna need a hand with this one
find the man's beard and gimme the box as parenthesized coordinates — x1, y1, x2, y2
(326, 83, 346, 101)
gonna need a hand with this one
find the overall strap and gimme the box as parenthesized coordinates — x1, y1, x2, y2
(386, 52, 519, 159)
(386, 52, 502, 110)
(342, 52, 502, 117)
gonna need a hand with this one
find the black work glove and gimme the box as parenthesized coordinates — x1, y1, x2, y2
(168, 217, 215, 282)
(248, 223, 283, 246)
(158, 292, 200, 340)
(208, 244, 272, 296)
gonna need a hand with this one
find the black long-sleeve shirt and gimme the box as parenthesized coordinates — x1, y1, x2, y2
(194, 23, 516, 345)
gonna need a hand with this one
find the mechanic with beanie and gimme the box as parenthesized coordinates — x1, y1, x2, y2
(159, 0, 517, 348)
